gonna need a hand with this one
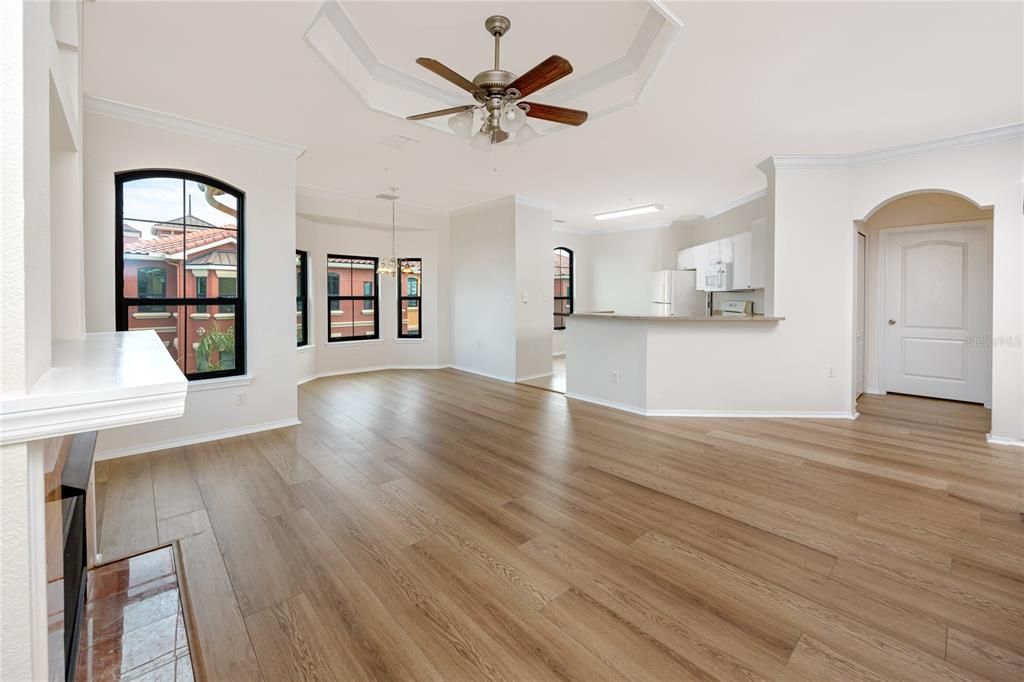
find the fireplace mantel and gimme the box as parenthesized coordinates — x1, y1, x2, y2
(1, 331, 188, 445)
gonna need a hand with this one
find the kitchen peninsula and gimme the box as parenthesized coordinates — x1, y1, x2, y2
(565, 312, 788, 416)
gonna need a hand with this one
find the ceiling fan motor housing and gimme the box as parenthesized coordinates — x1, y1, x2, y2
(485, 15, 510, 37)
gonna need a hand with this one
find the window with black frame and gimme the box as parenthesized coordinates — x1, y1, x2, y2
(553, 247, 574, 330)
(116, 170, 244, 380)
(296, 250, 308, 346)
(398, 258, 422, 338)
(327, 254, 379, 341)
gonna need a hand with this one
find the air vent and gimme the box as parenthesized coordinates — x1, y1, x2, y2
(381, 134, 419, 149)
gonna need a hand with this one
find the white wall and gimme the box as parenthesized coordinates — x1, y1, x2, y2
(586, 226, 672, 314)
(83, 109, 301, 457)
(670, 193, 768, 251)
(514, 202, 554, 380)
(2, 1, 83, 678)
(843, 135, 1023, 442)
(449, 198, 517, 381)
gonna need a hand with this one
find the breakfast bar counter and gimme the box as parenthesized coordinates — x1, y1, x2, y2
(564, 311, 800, 417)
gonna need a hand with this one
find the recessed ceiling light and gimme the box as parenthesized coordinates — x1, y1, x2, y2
(593, 204, 663, 221)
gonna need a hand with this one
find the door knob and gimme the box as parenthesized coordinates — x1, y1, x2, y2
(888, 319, 896, 326)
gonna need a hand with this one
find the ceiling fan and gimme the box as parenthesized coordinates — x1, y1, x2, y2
(406, 15, 588, 148)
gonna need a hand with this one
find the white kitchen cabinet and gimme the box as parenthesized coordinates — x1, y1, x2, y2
(751, 218, 768, 289)
(718, 236, 734, 264)
(679, 221, 768, 290)
(730, 231, 753, 289)
(695, 240, 719, 266)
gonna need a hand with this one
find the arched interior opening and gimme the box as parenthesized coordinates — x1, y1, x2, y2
(853, 191, 993, 412)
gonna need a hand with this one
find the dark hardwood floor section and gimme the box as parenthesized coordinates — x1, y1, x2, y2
(96, 370, 1024, 681)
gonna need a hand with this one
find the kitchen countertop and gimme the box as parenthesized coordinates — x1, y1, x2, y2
(571, 312, 785, 322)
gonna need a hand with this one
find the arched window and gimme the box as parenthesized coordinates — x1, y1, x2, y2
(553, 247, 574, 330)
(116, 170, 245, 380)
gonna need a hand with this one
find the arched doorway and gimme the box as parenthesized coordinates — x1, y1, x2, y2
(854, 191, 993, 405)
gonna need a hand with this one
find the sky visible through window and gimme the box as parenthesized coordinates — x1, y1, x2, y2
(123, 177, 236, 239)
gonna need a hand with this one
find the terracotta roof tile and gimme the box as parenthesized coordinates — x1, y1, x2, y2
(125, 227, 236, 256)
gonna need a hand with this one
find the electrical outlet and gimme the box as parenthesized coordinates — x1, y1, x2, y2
(827, 366, 835, 378)
(236, 391, 247, 406)
(611, 371, 620, 384)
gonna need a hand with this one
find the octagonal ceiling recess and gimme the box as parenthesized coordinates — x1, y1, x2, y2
(305, 0, 683, 139)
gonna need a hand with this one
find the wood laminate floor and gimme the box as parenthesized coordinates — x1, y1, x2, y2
(96, 369, 1024, 681)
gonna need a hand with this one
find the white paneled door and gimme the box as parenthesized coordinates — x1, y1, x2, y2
(883, 223, 990, 403)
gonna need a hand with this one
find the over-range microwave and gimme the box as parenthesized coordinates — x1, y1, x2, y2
(699, 263, 732, 291)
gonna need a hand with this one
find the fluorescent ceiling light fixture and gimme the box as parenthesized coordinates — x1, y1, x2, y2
(593, 204, 663, 221)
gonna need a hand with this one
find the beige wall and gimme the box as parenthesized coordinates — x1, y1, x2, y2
(864, 191, 992, 230)
(857, 192, 993, 398)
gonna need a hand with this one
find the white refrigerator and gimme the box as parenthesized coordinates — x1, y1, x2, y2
(651, 270, 706, 316)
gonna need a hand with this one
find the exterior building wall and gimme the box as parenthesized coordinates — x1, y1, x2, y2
(123, 255, 236, 372)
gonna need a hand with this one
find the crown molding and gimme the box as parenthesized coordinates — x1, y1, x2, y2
(766, 122, 1024, 170)
(450, 195, 516, 215)
(514, 196, 559, 212)
(84, 95, 306, 158)
(702, 188, 767, 220)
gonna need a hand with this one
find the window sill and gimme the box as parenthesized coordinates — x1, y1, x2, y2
(187, 373, 253, 392)
(361, 310, 375, 315)
(327, 338, 381, 347)
(394, 337, 423, 344)
(297, 344, 316, 354)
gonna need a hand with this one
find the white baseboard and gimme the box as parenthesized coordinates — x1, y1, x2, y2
(564, 393, 648, 415)
(299, 364, 449, 385)
(566, 392, 857, 419)
(447, 365, 515, 383)
(95, 417, 302, 460)
(986, 433, 1024, 448)
(517, 372, 554, 382)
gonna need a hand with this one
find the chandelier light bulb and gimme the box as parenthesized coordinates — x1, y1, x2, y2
(498, 103, 527, 134)
(516, 124, 538, 144)
(448, 110, 474, 139)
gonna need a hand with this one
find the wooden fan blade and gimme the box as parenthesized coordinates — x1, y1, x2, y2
(416, 58, 480, 95)
(508, 55, 572, 97)
(492, 129, 510, 144)
(406, 105, 475, 121)
(522, 102, 588, 126)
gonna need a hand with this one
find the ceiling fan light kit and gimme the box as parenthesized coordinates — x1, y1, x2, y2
(407, 15, 589, 148)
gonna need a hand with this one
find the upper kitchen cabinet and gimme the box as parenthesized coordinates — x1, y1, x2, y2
(750, 218, 768, 289)
(731, 231, 753, 289)
(675, 218, 770, 290)
(677, 246, 695, 270)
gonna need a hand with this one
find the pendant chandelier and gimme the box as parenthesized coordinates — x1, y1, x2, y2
(376, 187, 399, 276)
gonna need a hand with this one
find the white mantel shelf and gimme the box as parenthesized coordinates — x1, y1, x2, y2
(1, 331, 188, 446)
